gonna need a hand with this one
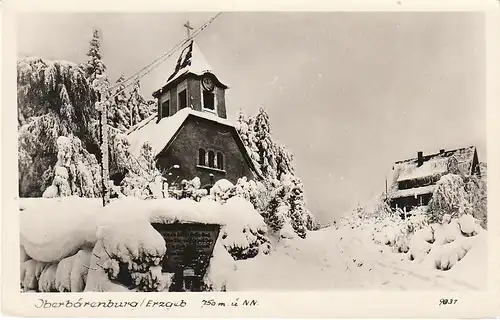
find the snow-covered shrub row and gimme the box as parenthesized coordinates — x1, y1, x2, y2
(343, 197, 485, 272)
(19, 195, 268, 291)
(20, 247, 92, 292)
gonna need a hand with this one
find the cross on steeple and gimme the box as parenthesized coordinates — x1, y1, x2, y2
(183, 20, 194, 39)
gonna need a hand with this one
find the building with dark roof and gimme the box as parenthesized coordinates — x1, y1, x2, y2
(388, 146, 481, 214)
(127, 40, 260, 190)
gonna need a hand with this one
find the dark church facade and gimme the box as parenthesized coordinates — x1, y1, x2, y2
(127, 40, 259, 189)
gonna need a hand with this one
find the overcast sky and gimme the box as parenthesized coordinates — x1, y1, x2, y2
(17, 12, 486, 223)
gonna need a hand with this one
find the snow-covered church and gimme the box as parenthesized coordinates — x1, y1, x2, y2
(126, 40, 260, 190)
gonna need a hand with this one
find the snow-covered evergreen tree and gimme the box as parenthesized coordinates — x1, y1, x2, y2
(127, 80, 155, 128)
(42, 135, 102, 198)
(85, 29, 106, 87)
(235, 110, 260, 166)
(275, 144, 295, 181)
(283, 176, 310, 239)
(108, 74, 130, 132)
(253, 107, 278, 182)
(17, 57, 99, 197)
(464, 174, 487, 228)
(263, 185, 287, 233)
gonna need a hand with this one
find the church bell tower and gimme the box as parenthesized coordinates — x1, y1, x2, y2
(152, 27, 229, 122)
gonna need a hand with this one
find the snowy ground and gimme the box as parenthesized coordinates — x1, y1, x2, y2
(19, 197, 487, 292)
(227, 225, 487, 291)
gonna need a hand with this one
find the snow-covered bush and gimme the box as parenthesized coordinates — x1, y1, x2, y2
(203, 243, 237, 291)
(428, 174, 467, 222)
(408, 227, 434, 262)
(20, 259, 41, 292)
(428, 173, 487, 228)
(209, 179, 235, 203)
(220, 197, 271, 260)
(169, 177, 208, 201)
(457, 214, 482, 237)
(94, 200, 168, 291)
(55, 254, 77, 292)
(70, 248, 92, 292)
(120, 142, 165, 199)
(38, 264, 58, 292)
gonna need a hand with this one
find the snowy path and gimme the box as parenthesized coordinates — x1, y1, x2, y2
(230, 226, 485, 291)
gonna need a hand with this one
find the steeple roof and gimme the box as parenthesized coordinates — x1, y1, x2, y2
(153, 40, 228, 98)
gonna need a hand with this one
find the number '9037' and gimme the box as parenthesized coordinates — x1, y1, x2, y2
(439, 298, 458, 305)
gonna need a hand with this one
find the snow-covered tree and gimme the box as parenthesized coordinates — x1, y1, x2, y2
(463, 174, 487, 228)
(263, 185, 287, 233)
(17, 57, 99, 197)
(235, 110, 260, 166)
(85, 29, 106, 87)
(253, 107, 278, 181)
(120, 142, 165, 199)
(428, 174, 469, 223)
(275, 144, 295, 181)
(108, 74, 130, 132)
(42, 135, 102, 198)
(127, 80, 155, 128)
(284, 176, 309, 239)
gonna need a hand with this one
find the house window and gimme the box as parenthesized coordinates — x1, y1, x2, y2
(216, 152, 224, 170)
(208, 151, 215, 168)
(203, 91, 215, 110)
(161, 100, 170, 118)
(178, 89, 187, 110)
(198, 148, 206, 166)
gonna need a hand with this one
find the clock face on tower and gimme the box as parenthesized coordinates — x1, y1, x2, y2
(202, 75, 215, 92)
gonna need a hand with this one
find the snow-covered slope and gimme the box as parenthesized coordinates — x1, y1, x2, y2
(229, 222, 486, 291)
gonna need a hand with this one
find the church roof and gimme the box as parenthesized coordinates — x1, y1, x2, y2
(153, 40, 228, 98)
(391, 146, 477, 184)
(126, 108, 261, 178)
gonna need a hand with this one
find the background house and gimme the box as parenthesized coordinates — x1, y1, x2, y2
(387, 146, 481, 214)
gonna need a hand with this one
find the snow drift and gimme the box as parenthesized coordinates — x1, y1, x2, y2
(19, 195, 268, 292)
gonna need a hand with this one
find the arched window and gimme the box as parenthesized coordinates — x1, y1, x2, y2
(198, 148, 206, 166)
(216, 152, 224, 170)
(208, 151, 215, 168)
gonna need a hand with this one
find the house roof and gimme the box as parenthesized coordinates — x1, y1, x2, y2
(389, 185, 436, 199)
(152, 40, 228, 98)
(126, 108, 262, 179)
(392, 146, 477, 183)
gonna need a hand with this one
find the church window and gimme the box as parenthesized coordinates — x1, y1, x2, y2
(203, 91, 215, 110)
(208, 151, 215, 168)
(161, 100, 170, 118)
(198, 148, 206, 166)
(178, 89, 187, 110)
(216, 152, 224, 169)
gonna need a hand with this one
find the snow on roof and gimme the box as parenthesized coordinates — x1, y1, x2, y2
(127, 107, 235, 158)
(152, 40, 228, 95)
(166, 40, 213, 85)
(389, 185, 436, 199)
(392, 146, 476, 183)
(395, 157, 448, 182)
